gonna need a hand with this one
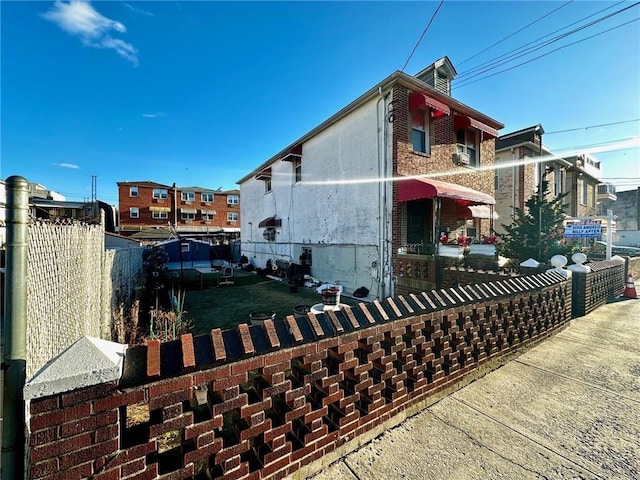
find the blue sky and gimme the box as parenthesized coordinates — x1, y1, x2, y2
(1, 1, 639, 206)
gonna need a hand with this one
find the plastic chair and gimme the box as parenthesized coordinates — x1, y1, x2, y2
(218, 266, 234, 287)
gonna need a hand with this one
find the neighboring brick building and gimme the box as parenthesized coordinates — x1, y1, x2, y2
(495, 126, 605, 233)
(117, 181, 240, 239)
(238, 56, 503, 298)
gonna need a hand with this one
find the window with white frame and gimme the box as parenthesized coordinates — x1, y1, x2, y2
(411, 109, 430, 154)
(152, 188, 168, 199)
(129, 186, 138, 197)
(227, 194, 239, 205)
(181, 191, 195, 202)
(264, 178, 272, 193)
(152, 211, 168, 220)
(456, 128, 479, 167)
(227, 212, 238, 222)
(130, 207, 139, 219)
(201, 211, 215, 221)
(293, 158, 302, 183)
(181, 212, 196, 221)
(201, 192, 214, 203)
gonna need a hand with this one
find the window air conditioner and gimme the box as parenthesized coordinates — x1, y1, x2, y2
(454, 152, 470, 165)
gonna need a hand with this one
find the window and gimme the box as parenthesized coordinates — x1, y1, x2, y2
(152, 211, 168, 220)
(201, 193, 214, 203)
(293, 158, 302, 183)
(580, 179, 588, 205)
(181, 191, 195, 202)
(152, 188, 168, 199)
(264, 178, 272, 193)
(456, 128, 479, 167)
(228, 212, 238, 222)
(227, 194, 239, 205)
(130, 207, 139, 219)
(411, 109, 429, 154)
(181, 212, 196, 221)
(201, 211, 215, 221)
(129, 186, 138, 197)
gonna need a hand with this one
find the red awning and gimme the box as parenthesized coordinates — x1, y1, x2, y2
(409, 92, 451, 116)
(258, 216, 281, 228)
(454, 115, 499, 139)
(255, 168, 271, 180)
(279, 144, 302, 162)
(397, 177, 495, 206)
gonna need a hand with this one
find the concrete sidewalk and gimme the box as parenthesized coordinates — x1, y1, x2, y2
(309, 289, 640, 480)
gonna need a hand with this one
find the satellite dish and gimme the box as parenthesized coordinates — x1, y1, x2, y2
(263, 228, 276, 241)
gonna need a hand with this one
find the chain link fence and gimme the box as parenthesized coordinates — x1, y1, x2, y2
(25, 219, 143, 378)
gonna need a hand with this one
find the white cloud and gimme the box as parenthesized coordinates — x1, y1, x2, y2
(54, 163, 80, 169)
(42, 1, 139, 66)
(123, 3, 154, 17)
(141, 111, 166, 119)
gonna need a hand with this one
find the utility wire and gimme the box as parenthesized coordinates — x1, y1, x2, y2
(457, 0, 574, 67)
(455, 2, 640, 85)
(545, 119, 640, 135)
(400, 0, 445, 72)
(455, 17, 639, 89)
(456, 1, 625, 80)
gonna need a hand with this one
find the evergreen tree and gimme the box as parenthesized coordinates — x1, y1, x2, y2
(497, 175, 576, 265)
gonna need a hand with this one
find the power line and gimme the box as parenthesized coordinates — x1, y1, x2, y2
(456, 1, 626, 80)
(545, 119, 640, 135)
(455, 2, 640, 85)
(400, 0, 445, 72)
(455, 17, 639, 89)
(457, 1, 574, 67)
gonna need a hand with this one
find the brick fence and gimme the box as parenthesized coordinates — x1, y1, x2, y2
(27, 271, 572, 480)
(571, 259, 626, 317)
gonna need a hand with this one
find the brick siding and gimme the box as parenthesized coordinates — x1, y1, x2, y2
(28, 271, 573, 480)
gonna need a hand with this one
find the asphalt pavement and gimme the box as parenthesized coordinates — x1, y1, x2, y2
(307, 282, 640, 480)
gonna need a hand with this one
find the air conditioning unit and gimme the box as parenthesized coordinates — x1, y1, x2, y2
(454, 152, 470, 165)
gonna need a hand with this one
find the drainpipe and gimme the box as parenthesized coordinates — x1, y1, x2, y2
(2, 176, 29, 480)
(376, 87, 391, 299)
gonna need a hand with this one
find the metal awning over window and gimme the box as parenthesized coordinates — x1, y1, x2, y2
(397, 177, 495, 206)
(279, 144, 302, 162)
(408, 92, 450, 116)
(255, 168, 272, 180)
(469, 205, 498, 219)
(258, 216, 282, 228)
(180, 208, 197, 214)
(454, 115, 499, 139)
(149, 206, 171, 212)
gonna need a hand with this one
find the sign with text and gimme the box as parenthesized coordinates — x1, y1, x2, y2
(564, 221, 602, 239)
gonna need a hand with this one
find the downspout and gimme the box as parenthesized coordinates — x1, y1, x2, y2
(173, 183, 178, 227)
(2, 176, 29, 480)
(376, 86, 391, 299)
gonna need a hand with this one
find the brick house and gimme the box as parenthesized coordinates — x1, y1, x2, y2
(117, 181, 240, 239)
(238, 57, 503, 299)
(494, 125, 569, 235)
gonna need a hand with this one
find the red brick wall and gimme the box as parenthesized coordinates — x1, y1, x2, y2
(391, 86, 498, 287)
(27, 272, 571, 480)
(118, 184, 240, 233)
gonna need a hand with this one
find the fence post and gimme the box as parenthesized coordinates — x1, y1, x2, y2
(2, 176, 29, 479)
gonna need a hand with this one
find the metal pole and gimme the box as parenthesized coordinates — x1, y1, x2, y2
(537, 126, 544, 261)
(2, 176, 29, 479)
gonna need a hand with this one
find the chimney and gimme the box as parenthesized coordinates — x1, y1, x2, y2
(414, 56, 457, 96)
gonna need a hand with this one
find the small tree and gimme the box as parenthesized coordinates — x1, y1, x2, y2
(497, 175, 576, 266)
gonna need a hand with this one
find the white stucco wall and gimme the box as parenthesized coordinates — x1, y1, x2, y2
(240, 96, 392, 297)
